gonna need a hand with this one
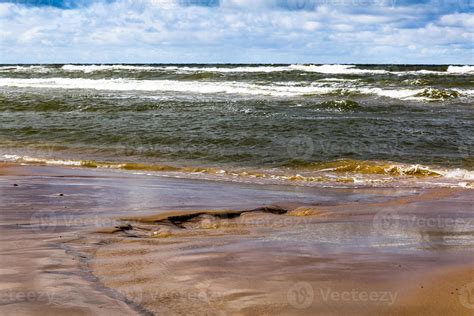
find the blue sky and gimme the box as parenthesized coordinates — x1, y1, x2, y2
(0, 0, 472, 64)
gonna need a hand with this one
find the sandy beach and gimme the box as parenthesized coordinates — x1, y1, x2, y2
(2, 0, 473, 314)
(0, 163, 473, 315)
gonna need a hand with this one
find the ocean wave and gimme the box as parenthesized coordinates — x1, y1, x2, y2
(447, 65, 474, 74)
(0, 64, 472, 76)
(171, 65, 291, 73)
(0, 77, 471, 101)
(59, 64, 292, 73)
(60, 64, 348, 74)
(1, 155, 472, 188)
(0, 78, 462, 99)
(359, 87, 423, 99)
(0, 77, 332, 97)
(318, 100, 360, 111)
(1, 154, 84, 166)
(288, 64, 389, 74)
(317, 78, 361, 82)
(292, 159, 442, 177)
(415, 88, 460, 101)
(61, 64, 157, 72)
(58, 64, 463, 75)
(0, 65, 54, 73)
(443, 168, 474, 181)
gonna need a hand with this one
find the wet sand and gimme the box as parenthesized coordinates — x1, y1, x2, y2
(0, 163, 473, 315)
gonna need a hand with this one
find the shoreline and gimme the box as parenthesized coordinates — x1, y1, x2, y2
(1, 163, 473, 315)
(2, 155, 473, 190)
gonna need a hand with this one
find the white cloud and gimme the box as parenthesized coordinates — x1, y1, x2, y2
(439, 13, 474, 28)
(0, 0, 472, 63)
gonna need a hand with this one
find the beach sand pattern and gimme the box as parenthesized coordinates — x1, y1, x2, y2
(1, 164, 473, 315)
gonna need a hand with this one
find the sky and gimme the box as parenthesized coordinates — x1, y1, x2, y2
(0, 0, 472, 64)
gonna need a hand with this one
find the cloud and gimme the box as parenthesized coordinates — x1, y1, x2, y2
(0, 0, 100, 9)
(0, 0, 472, 63)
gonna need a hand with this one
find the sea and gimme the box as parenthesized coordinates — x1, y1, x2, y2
(0, 64, 473, 188)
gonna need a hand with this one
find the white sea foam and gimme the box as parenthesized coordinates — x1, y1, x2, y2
(0, 77, 461, 101)
(289, 64, 390, 74)
(447, 65, 474, 73)
(1, 64, 473, 75)
(0, 77, 333, 97)
(173, 64, 388, 74)
(174, 64, 388, 74)
(2, 154, 473, 188)
(0, 65, 53, 73)
(60, 64, 294, 73)
(61, 64, 157, 72)
(317, 78, 361, 82)
(60, 64, 292, 73)
(1, 154, 83, 166)
(173, 65, 291, 73)
(453, 88, 474, 96)
(358, 87, 424, 99)
(442, 168, 474, 180)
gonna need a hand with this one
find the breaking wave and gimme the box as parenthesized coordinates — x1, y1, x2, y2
(415, 88, 460, 101)
(0, 64, 472, 75)
(57, 64, 474, 75)
(1, 77, 470, 101)
(1, 154, 472, 188)
(318, 100, 360, 111)
(447, 65, 474, 73)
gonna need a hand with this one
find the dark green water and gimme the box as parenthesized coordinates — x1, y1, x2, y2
(0, 64, 473, 186)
